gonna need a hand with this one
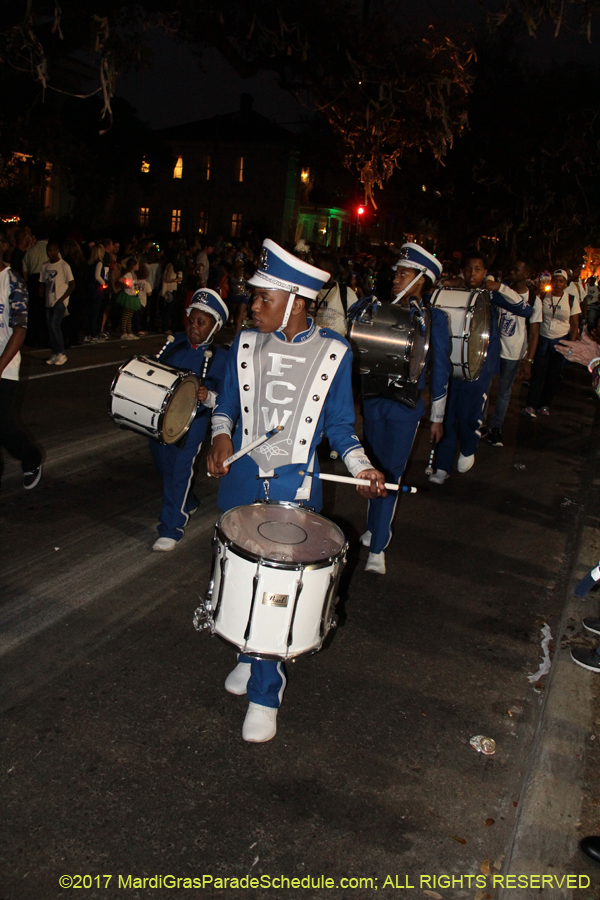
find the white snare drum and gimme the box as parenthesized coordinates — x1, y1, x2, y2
(347, 298, 431, 383)
(194, 502, 347, 660)
(429, 287, 491, 380)
(109, 356, 200, 444)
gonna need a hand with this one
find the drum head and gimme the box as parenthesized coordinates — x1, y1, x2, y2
(162, 376, 198, 443)
(408, 309, 431, 381)
(467, 294, 490, 380)
(219, 502, 345, 564)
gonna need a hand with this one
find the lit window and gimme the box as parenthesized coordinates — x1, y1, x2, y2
(231, 213, 242, 237)
(139, 207, 150, 225)
(173, 156, 183, 179)
(204, 155, 211, 181)
(198, 211, 208, 234)
(236, 156, 244, 183)
(141, 157, 150, 174)
(171, 209, 181, 232)
(301, 168, 310, 183)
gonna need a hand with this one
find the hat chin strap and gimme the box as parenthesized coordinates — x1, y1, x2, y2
(391, 268, 426, 305)
(276, 287, 299, 333)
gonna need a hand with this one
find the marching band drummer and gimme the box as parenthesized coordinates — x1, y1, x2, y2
(357, 243, 452, 575)
(150, 289, 228, 552)
(206, 239, 386, 743)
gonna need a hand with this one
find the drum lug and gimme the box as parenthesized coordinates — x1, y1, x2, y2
(192, 605, 212, 632)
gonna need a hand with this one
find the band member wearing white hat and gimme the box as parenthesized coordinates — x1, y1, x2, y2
(207, 238, 386, 742)
(356, 242, 452, 574)
(150, 289, 228, 551)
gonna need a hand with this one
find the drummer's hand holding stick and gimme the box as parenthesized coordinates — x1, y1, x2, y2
(197, 349, 212, 403)
(207, 434, 234, 478)
(197, 385, 209, 403)
(354, 469, 388, 499)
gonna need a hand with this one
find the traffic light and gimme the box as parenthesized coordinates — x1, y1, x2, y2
(357, 206, 365, 216)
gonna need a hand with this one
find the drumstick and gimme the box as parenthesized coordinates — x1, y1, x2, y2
(298, 471, 417, 493)
(199, 349, 212, 386)
(425, 445, 436, 475)
(207, 425, 285, 476)
(156, 334, 175, 359)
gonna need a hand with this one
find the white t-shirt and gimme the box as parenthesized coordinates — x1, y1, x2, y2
(568, 279, 587, 307)
(314, 282, 358, 335)
(497, 285, 536, 360)
(40, 258, 73, 308)
(540, 291, 580, 340)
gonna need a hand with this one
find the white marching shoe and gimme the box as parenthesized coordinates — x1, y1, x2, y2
(365, 551, 386, 574)
(429, 469, 449, 485)
(457, 453, 475, 473)
(360, 530, 372, 547)
(152, 537, 178, 551)
(242, 702, 278, 742)
(225, 662, 251, 696)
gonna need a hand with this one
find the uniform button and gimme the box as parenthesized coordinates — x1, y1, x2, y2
(299, 439, 306, 445)
(243, 384, 250, 391)
(305, 416, 312, 423)
(321, 374, 328, 381)
(244, 429, 248, 435)
(330, 353, 337, 360)
(320, 330, 327, 335)
(242, 343, 249, 349)
(312, 395, 320, 401)
(241, 362, 247, 369)
(244, 406, 249, 413)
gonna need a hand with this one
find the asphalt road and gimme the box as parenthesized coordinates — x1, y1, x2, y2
(1, 335, 598, 900)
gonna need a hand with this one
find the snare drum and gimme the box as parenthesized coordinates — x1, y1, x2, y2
(347, 298, 431, 382)
(194, 502, 347, 660)
(429, 287, 491, 380)
(109, 356, 200, 444)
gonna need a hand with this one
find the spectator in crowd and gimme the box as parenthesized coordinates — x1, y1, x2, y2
(586, 276, 600, 332)
(10, 229, 31, 279)
(312, 252, 358, 336)
(39, 241, 75, 366)
(115, 257, 142, 340)
(228, 257, 248, 334)
(83, 244, 109, 343)
(159, 251, 180, 334)
(523, 269, 580, 417)
(22, 232, 49, 347)
(62, 238, 87, 347)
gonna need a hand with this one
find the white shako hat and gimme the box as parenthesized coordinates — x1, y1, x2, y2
(186, 288, 229, 341)
(247, 239, 329, 302)
(394, 242, 442, 283)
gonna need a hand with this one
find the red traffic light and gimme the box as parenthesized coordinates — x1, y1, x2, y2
(357, 206, 365, 216)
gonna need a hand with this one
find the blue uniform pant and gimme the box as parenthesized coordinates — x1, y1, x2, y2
(435, 376, 492, 474)
(362, 396, 422, 554)
(149, 415, 207, 540)
(238, 654, 287, 709)
(490, 358, 521, 430)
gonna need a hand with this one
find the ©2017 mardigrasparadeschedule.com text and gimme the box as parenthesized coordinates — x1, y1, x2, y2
(57, 873, 594, 891)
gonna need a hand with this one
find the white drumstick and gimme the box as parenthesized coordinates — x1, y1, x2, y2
(156, 334, 175, 359)
(298, 471, 417, 493)
(200, 349, 212, 385)
(207, 425, 285, 476)
(425, 445, 436, 475)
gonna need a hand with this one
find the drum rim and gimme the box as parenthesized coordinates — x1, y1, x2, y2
(216, 501, 348, 570)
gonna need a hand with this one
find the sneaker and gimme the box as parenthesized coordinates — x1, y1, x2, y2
(129, 334, 140, 340)
(225, 662, 252, 695)
(365, 551, 386, 574)
(360, 530, 372, 547)
(152, 537, 178, 551)
(521, 406, 537, 418)
(23, 463, 42, 490)
(242, 702, 278, 742)
(583, 617, 600, 637)
(538, 407, 550, 416)
(429, 468, 449, 484)
(83, 335, 92, 343)
(54, 353, 67, 366)
(457, 452, 475, 473)
(46, 354, 58, 365)
(137, 331, 149, 336)
(488, 428, 504, 447)
(96, 332, 109, 341)
(571, 647, 600, 672)
(121, 333, 132, 341)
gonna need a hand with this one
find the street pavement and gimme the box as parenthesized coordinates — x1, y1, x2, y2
(1, 335, 599, 900)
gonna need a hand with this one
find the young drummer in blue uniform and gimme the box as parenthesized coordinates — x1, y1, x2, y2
(356, 243, 452, 575)
(150, 289, 228, 551)
(207, 239, 385, 743)
(429, 251, 533, 484)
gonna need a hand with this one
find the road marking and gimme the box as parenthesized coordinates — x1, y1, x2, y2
(23, 359, 129, 380)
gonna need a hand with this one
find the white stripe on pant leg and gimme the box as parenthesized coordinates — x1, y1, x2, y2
(475, 392, 488, 437)
(382, 425, 420, 552)
(178, 442, 203, 534)
(276, 662, 287, 706)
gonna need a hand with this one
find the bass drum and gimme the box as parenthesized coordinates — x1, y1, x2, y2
(109, 356, 200, 444)
(194, 502, 347, 660)
(347, 298, 431, 383)
(429, 287, 491, 380)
